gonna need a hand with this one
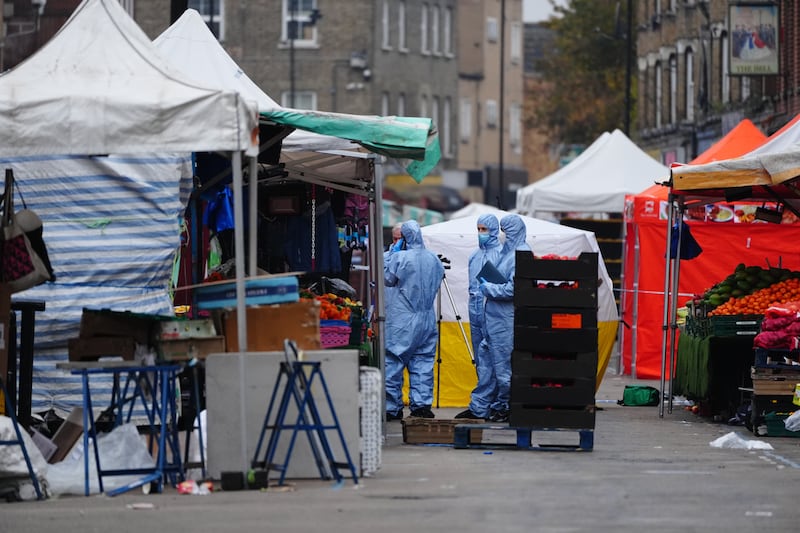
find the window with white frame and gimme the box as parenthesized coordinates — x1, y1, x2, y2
(382, 0, 391, 50)
(443, 6, 453, 56)
(281, 90, 317, 110)
(443, 97, 452, 155)
(509, 103, 521, 153)
(510, 22, 522, 64)
(431, 5, 440, 55)
(459, 98, 472, 142)
(685, 48, 694, 121)
(486, 17, 498, 43)
(655, 61, 662, 128)
(397, 93, 406, 116)
(486, 99, 498, 128)
(421, 3, 429, 54)
(669, 55, 677, 124)
(431, 96, 440, 131)
(382, 92, 390, 116)
(282, 0, 318, 45)
(741, 77, 750, 102)
(398, 0, 408, 52)
(189, 0, 224, 40)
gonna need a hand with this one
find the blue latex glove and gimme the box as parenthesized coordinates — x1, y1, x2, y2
(479, 276, 489, 295)
(391, 238, 404, 252)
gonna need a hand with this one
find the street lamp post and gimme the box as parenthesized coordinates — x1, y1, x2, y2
(289, 0, 296, 108)
(498, 0, 505, 210)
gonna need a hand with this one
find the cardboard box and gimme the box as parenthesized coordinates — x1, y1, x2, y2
(223, 300, 321, 352)
(68, 336, 137, 361)
(158, 318, 217, 340)
(158, 336, 226, 361)
(79, 309, 159, 344)
(49, 407, 84, 464)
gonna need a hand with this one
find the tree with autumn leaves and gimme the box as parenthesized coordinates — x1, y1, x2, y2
(527, 0, 634, 146)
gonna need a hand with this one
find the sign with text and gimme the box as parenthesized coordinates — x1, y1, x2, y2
(729, 3, 780, 76)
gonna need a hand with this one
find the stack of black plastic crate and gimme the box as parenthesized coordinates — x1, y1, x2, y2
(510, 251, 599, 430)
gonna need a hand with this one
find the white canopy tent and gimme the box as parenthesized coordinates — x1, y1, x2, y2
(516, 129, 669, 216)
(0, 0, 260, 416)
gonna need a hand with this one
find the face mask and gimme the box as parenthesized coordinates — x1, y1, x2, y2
(478, 233, 490, 246)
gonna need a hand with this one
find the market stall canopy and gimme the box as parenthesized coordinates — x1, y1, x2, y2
(0, 0, 259, 157)
(516, 129, 669, 215)
(153, 9, 440, 182)
(632, 118, 768, 203)
(670, 114, 800, 200)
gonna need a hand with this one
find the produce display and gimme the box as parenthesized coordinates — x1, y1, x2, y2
(687, 263, 800, 316)
(300, 290, 361, 321)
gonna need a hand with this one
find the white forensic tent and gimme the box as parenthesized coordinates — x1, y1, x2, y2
(0, 0, 259, 413)
(421, 213, 620, 406)
(516, 129, 669, 216)
(449, 202, 509, 219)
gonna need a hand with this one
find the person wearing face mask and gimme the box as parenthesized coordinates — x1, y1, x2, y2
(383, 220, 445, 421)
(387, 222, 403, 252)
(470, 214, 530, 423)
(455, 214, 502, 420)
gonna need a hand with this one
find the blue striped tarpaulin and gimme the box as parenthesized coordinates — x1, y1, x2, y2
(1, 154, 192, 417)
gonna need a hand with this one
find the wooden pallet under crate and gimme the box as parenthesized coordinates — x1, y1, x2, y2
(401, 418, 485, 444)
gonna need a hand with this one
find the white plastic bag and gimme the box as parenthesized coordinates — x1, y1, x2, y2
(709, 431, 773, 450)
(784, 410, 800, 432)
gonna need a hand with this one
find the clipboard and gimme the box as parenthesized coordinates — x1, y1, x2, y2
(477, 261, 506, 284)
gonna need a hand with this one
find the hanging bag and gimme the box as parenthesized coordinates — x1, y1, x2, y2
(1, 169, 55, 293)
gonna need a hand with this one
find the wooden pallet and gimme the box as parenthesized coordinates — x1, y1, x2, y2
(453, 424, 593, 451)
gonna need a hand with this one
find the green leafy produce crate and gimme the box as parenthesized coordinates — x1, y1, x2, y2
(764, 412, 800, 438)
(685, 315, 709, 337)
(708, 314, 763, 337)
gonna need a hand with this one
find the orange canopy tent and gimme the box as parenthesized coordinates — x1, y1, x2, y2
(618, 119, 800, 379)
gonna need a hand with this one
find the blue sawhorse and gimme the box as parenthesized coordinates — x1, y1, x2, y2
(65, 362, 185, 496)
(0, 376, 43, 500)
(251, 360, 358, 486)
(453, 423, 594, 452)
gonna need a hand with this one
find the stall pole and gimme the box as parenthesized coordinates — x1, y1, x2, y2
(616, 213, 630, 375)
(231, 151, 251, 476)
(631, 225, 641, 377)
(248, 155, 259, 276)
(667, 199, 686, 414)
(371, 158, 387, 427)
(659, 192, 676, 418)
(231, 151, 248, 351)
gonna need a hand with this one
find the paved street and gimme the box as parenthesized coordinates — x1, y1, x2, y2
(3, 372, 800, 533)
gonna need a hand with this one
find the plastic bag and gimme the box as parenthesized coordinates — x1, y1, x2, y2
(784, 410, 800, 432)
(307, 276, 357, 299)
